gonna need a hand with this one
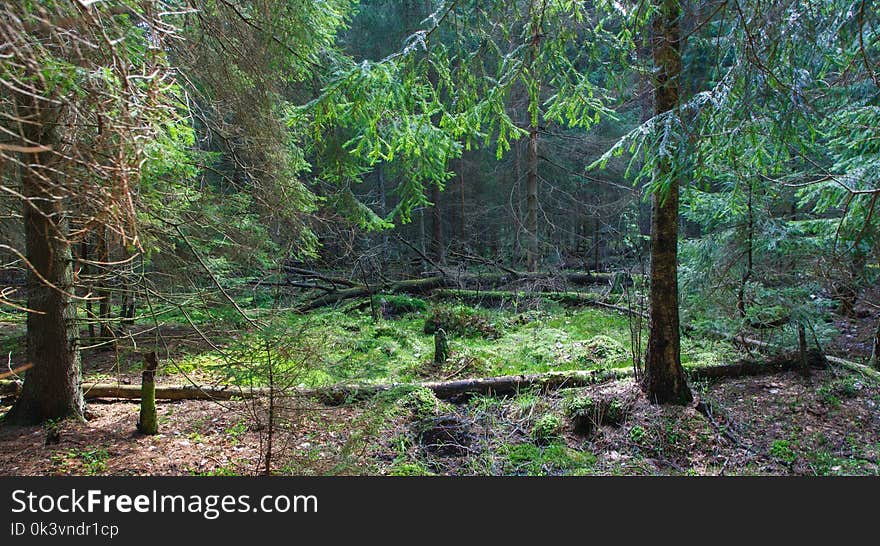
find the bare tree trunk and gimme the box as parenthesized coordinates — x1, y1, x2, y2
(6, 108, 84, 424)
(431, 182, 444, 264)
(458, 159, 466, 245)
(377, 165, 389, 265)
(526, 125, 539, 272)
(643, 0, 692, 405)
(869, 316, 880, 370)
(96, 224, 113, 340)
(80, 240, 96, 342)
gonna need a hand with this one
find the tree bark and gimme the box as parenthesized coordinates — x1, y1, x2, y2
(643, 0, 692, 405)
(6, 107, 84, 424)
(137, 352, 158, 434)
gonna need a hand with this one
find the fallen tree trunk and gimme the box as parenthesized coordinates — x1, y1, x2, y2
(700, 329, 880, 382)
(687, 349, 827, 380)
(0, 349, 844, 407)
(1, 369, 630, 405)
(300, 271, 621, 310)
(301, 276, 447, 310)
(432, 289, 644, 316)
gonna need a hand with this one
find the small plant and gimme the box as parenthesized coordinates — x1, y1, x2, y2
(563, 394, 627, 435)
(629, 425, 647, 444)
(770, 440, 797, 466)
(226, 420, 248, 446)
(564, 395, 597, 435)
(531, 414, 563, 445)
(53, 447, 110, 475)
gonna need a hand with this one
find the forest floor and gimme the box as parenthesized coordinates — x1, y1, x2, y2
(0, 367, 878, 476)
(1, 294, 879, 476)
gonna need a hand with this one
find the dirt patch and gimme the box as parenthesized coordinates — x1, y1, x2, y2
(0, 398, 371, 476)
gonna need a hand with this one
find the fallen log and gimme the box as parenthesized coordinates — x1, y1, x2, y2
(301, 276, 447, 310)
(431, 289, 644, 316)
(72, 368, 632, 404)
(0, 349, 839, 407)
(687, 349, 827, 381)
(700, 329, 880, 382)
(300, 271, 621, 310)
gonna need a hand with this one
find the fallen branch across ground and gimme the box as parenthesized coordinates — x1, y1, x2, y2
(431, 289, 644, 316)
(0, 349, 850, 407)
(701, 329, 880, 382)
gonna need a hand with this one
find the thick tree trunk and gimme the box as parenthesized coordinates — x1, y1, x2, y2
(6, 110, 84, 424)
(643, 0, 692, 405)
(137, 352, 158, 435)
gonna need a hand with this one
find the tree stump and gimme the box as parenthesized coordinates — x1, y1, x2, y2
(137, 352, 159, 435)
(434, 328, 449, 365)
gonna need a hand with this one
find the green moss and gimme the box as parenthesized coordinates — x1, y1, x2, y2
(502, 442, 595, 476)
(388, 462, 436, 476)
(399, 387, 452, 420)
(378, 295, 428, 315)
(423, 305, 500, 338)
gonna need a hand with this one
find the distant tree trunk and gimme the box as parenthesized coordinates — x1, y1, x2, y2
(797, 322, 810, 378)
(377, 165, 389, 265)
(458, 159, 466, 245)
(526, 125, 539, 272)
(418, 208, 427, 269)
(6, 107, 84, 425)
(431, 182, 444, 264)
(737, 179, 754, 319)
(80, 240, 96, 343)
(870, 317, 880, 370)
(95, 225, 113, 340)
(593, 215, 600, 272)
(643, 0, 692, 405)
